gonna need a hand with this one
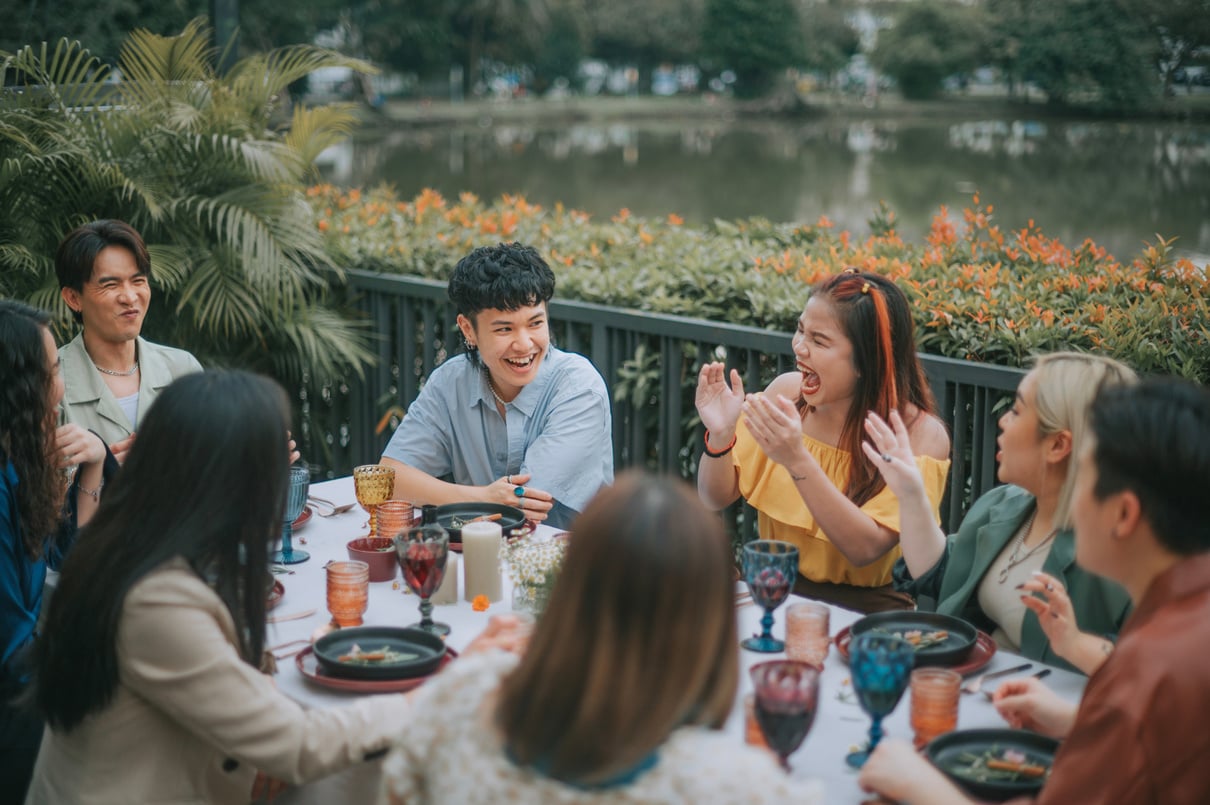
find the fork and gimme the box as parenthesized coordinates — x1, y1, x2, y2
(961, 662, 1032, 695)
(983, 668, 1051, 700)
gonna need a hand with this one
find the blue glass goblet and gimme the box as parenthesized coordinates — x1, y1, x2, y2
(741, 540, 798, 653)
(273, 465, 311, 564)
(845, 633, 915, 768)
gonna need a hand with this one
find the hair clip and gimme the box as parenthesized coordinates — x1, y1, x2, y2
(842, 267, 859, 275)
(861, 282, 871, 295)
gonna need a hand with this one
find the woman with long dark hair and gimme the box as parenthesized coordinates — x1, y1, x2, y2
(26, 371, 415, 804)
(696, 270, 951, 612)
(0, 300, 109, 798)
(381, 471, 823, 803)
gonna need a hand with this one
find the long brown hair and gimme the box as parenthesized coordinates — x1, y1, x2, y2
(801, 270, 937, 506)
(496, 471, 738, 786)
(0, 300, 65, 558)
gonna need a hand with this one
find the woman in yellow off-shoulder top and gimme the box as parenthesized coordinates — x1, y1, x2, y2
(696, 270, 951, 613)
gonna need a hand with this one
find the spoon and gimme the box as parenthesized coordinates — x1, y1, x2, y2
(311, 500, 357, 517)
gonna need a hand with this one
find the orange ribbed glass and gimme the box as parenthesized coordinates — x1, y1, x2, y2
(910, 667, 961, 748)
(326, 560, 369, 627)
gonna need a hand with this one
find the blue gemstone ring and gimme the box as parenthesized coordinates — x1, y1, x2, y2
(514, 486, 526, 497)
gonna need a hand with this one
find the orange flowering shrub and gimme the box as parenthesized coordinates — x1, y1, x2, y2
(307, 185, 1209, 381)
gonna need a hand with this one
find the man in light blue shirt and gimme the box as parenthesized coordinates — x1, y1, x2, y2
(380, 242, 613, 529)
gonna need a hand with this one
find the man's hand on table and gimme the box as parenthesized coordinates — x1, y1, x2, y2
(483, 473, 554, 522)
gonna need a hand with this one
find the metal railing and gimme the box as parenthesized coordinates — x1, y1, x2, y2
(302, 269, 1025, 536)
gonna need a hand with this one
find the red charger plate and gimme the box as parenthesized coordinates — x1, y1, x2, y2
(835, 625, 997, 676)
(292, 507, 312, 531)
(266, 580, 285, 610)
(295, 645, 457, 693)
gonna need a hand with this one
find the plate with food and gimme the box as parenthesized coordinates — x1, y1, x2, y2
(836, 626, 995, 676)
(312, 626, 446, 680)
(847, 611, 979, 667)
(296, 645, 456, 693)
(434, 502, 527, 543)
(926, 728, 1059, 802)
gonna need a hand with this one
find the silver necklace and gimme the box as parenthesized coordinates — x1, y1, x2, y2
(997, 509, 1059, 584)
(485, 374, 509, 407)
(93, 360, 139, 377)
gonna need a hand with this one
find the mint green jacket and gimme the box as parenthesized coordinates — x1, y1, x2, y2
(58, 333, 202, 447)
(894, 484, 1131, 673)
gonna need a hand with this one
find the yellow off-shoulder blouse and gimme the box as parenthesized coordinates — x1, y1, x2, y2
(733, 418, 951, 587)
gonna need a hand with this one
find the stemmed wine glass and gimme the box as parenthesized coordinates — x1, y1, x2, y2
(741, 540, 798, 652)
(845, 632, 915, 768)
(273, 465, 310, 564)
(395, 521, 451, 636)
(750, 660, 821, 771)
(353, 464, 395, 537)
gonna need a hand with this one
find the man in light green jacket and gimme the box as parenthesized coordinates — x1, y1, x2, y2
(56, 220, 202, 461)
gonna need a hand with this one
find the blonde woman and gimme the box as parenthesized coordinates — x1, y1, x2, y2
(863, 352, 1136, 673)
(381, 471, 824, 804)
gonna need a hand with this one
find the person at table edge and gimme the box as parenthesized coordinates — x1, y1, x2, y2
(859, 377, 1210, 805)
(380, 241, 613, 530)
(55, 220, 202, 462)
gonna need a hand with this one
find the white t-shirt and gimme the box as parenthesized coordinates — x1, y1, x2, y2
(380, 650, 824, 805)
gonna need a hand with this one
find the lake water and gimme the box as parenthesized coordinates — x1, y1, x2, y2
(320, 116, 1210, 264)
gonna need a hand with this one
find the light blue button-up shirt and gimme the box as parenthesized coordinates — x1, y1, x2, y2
(381, 347, 613, 529)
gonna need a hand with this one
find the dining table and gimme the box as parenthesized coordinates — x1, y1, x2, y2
(272, 477, 1088, 804)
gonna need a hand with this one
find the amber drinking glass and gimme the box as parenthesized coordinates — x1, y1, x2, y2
(353, 465, 395, 537)
(910, 667, 961, 749)
(785, 602, 831, 668)
(374, 499, 415, 541)
(326, 561, 370, 627)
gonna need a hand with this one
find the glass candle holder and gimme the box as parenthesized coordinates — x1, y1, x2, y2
(374, 499, 415, 541)
(785, 601, 830, 668)
(326, 560, 369, 627)
(910, 667, 962, 749)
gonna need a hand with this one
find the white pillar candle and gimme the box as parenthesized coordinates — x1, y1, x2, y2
(431, 552, 459, 605)
(461, 521, 503, 603)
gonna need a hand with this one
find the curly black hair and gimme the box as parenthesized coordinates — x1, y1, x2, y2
(448, 241, 555, 319)
(0, 300, 65, 558)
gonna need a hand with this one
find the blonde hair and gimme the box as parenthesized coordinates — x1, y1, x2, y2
(1030, 352, 1137, 527)
(496, 471, 738, 787)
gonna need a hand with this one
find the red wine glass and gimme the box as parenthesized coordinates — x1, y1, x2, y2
(750, 660, 821, 771)
(395, 521, 450, 636)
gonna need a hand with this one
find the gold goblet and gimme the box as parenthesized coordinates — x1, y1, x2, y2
(352, 464, 395, 537)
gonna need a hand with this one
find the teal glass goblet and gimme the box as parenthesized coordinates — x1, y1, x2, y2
(741, 540, 798, 652)
(273, 464, 311, 564)
(845, 632, 915, 768)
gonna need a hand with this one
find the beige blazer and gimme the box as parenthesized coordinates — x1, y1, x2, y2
(26, 560, 411, 805)
(58, 334, 203, 446)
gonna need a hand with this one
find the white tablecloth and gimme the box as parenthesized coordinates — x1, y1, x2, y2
(276, 478, 1088, 804)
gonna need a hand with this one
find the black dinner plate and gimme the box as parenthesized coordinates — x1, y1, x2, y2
(312, 626, 446, 680)
(848, 610, 978, 667)
(926, 728, 1059, 802)
(435, 502, 525, 543)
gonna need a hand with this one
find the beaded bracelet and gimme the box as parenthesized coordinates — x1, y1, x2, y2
(703, 430, 737, 458)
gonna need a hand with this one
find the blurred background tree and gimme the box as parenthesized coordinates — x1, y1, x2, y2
(872, 1, 989, 100)
(701, 0, 803, 97)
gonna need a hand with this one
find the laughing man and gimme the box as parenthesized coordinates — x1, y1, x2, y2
(380, 242, 613, 529)
(56, 221, 202, 462)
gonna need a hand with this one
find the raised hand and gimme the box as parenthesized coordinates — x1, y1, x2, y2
(860, 410, 925, 499)
(742, 392, 810, 470)
(1019, 571, 1114, 674)
(695, 362, 744, 439)
(54, 424, 107, 470)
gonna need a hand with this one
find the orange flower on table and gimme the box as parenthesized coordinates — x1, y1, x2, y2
(472, 594, 490, 612)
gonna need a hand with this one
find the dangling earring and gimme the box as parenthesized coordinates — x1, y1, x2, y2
(464, 338, 476, 351)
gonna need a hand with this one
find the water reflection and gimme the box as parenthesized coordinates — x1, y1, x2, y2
(318, 117, 1210, 261)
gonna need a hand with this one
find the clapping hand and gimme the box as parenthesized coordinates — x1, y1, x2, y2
(695, 362, 744, 438)
(742, 392, 809, 469)
(54, 424, 107, 470)
(860, 410, 924, 499)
